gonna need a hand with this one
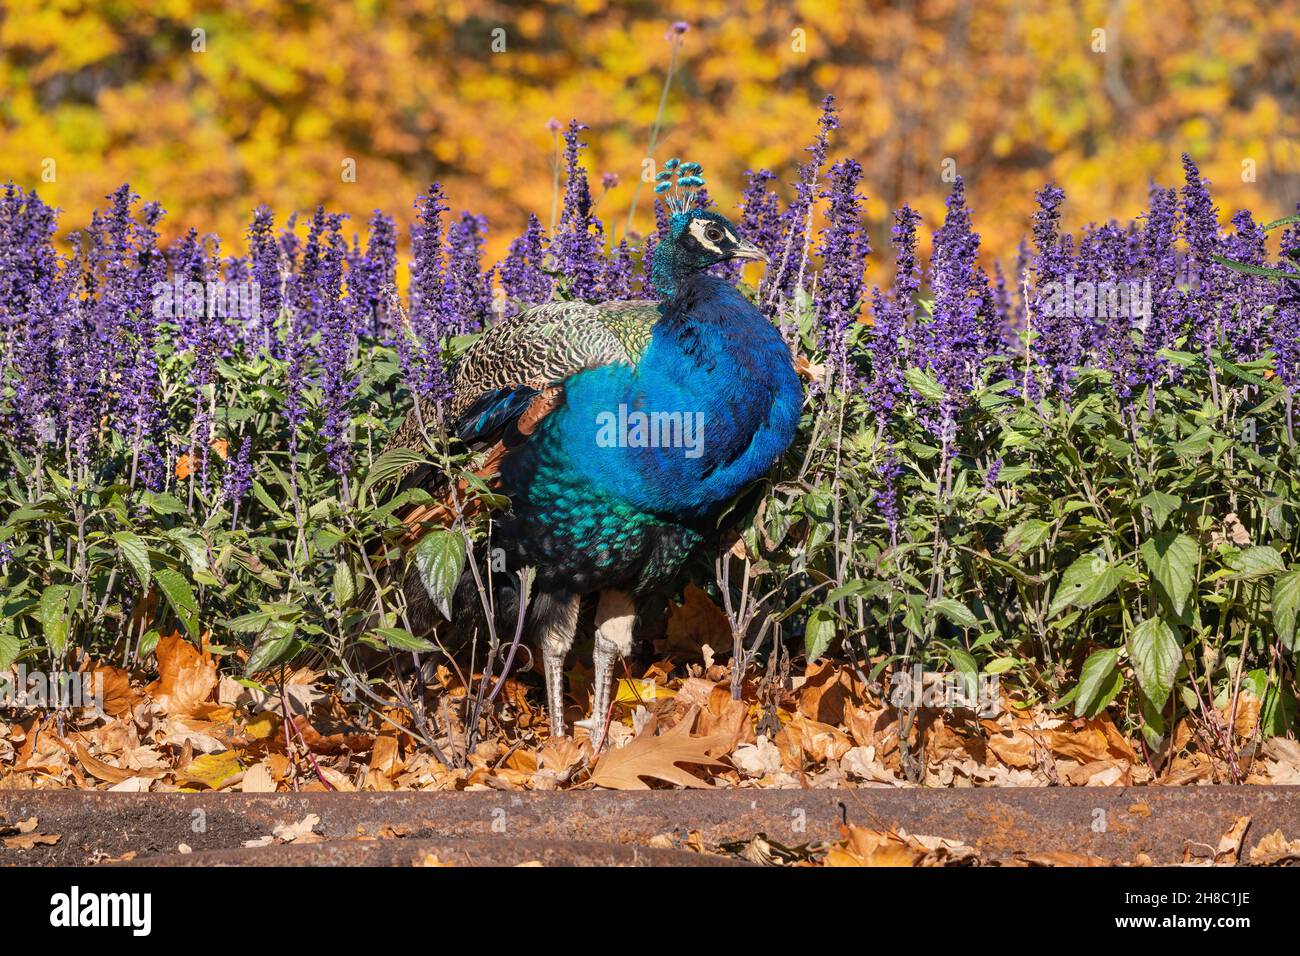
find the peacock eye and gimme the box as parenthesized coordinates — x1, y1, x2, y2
(705, 226, 723, 243)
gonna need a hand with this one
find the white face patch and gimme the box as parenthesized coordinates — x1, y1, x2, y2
(689, 218, 724, 255)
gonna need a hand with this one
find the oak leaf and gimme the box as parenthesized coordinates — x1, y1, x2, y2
(587, 708, 730, 790)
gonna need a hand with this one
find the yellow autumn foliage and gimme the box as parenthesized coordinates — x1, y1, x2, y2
(1, 0, 1296, 276)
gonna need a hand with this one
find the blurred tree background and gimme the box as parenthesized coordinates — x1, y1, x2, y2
(2, 0, 1297, 273)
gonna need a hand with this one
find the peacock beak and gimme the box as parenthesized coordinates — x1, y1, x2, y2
(731, 240, 769, 265)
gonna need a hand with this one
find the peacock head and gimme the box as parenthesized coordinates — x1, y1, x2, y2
(650, 159, 768, 298)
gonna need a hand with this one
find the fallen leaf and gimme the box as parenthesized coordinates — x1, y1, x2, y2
(272, 814, 322, 844)
(178, 751, 243, 790)
(240, 761, 277, 793)
(74, 742, 136, 784)
(3, 832, 61, 849)
(663, 585, 731, 659)
(824, 826, 924, 866)
(1214, 816, 1251, 865)
(587, 708, 730, 790)
(1249, 830, 1300, 865)
(150, 634, 218, 718)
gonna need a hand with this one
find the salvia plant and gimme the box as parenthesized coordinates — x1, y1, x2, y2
(2, 103, 1298, 775)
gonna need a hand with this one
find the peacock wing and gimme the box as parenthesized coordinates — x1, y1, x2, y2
(381, 299, 659, 533)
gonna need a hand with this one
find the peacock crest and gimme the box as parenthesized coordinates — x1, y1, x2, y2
(653, 158, 706, 215)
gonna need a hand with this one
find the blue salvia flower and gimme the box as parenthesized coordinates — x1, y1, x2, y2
(599, 237, 635, 300)
(1028, 183, 1079, 398)
(347, 210, 396, 339)
(444, 211, 492, 334)
(763, 94, 838, 320)
(924, 177, 983, 405)
(868, 204, 921, 422)
(1079, 221, 1139, 396)
(499, 213, 552, 310)
(402, 184, 454, 405)
(554, 121, 604, 302)
(1221, 209, 1269, 360)
(814, 158, 870, 387)
(1270, 210, 1300, 403)
(310, 211, 357, 480)
(247, 206, 282, 355)
(0, 185, 62, 453)
(223, 433, 254, 526)
(1180, 153, 1228, 356)
(1134, 184, 1181, 396)
(128, 197, 168, 489)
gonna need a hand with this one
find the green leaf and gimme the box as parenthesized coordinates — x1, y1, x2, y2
(1004, 519, 1051, 555)
(410, 529, 467, 620)
(333, 562, 356, 608)
(1126, 617, 1181, 710)
(904, 366, 945, 403)
(805, 606, 837, 659)
(1048, 553, 1122, 618)
(361, 448, 429, 501)
(141, 490, 187, 515)
(1137, 490, 1181, 530)
(1262, 213, 1300, 232)
(1272, 569, 1300, 653)
(0, 632, 19, 671)
(373, 626, 437, 653)
(1210, 254, 1300, 282)
(930, 598, 979, 629)
(1073, 647, 1122, 718)
(1139, 531, 1198, 617)
(946, 645, 979, 703)
(153, 567, 200, 639)
(38, 584, 75, 656)
(1228, 545, 1286, 580)
(112, 531, 152, 589)
(245, 619, 300, 674)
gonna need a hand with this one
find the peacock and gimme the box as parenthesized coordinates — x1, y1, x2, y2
(383, 160, 803, 741)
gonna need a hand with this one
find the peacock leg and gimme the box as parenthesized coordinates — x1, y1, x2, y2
(576, 590, 635, 748)
(543, 648, 567, 739)
(535, 593, 581, 739)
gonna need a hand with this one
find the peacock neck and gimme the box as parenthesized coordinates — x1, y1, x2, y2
(650, 239, 680, 299)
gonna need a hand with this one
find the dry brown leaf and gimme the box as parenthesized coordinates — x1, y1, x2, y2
(663, 584, 731, 659)
(273, 813, 322, 844)
(1063, 758, 1131, 787)
(149, 634, 218, 717)
(825, 828, 923, 867)
(1249, 829, 1300, 865)
(796, 661, 852, 725)
(987, 728, 1038, 768)
(74, 742, 137, 785)
(3, 832, 60, 848)
(587, 708, 730, 790)
(370, 735, 400, 776)
(1215, 816, 1251, 865)
(1048, 716, 1133, 763)
(538, 735, 586, 774)
(91, 665, 138, 717)
(240, 760, 277, 793)
(1016, 850, 1113, 866)
(1262, 736, 1300, 769)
